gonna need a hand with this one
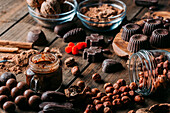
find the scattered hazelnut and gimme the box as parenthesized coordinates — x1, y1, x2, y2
(96, 92, 106, 99)
(113, 83, 120, 89)
(105, 86, 114, 93)
(117, 79, 126, 86)
(101, 96, 111, 102)
(77, 81, 85, 89)
(103, 101, 112, 108)
(92, 73, 101, 82)
(121, 96, 131, 104)
(112, 98, 122, 107)
(84, 104, 95, 113)
(64, 57, 75, 67)
(3, 101, 16, 112)
(104, 83, 113, 89)
(91, 88, 100, 96)
(113, 89, 120, 95)
(93, 99, 102, 105)
(129, 82, 138, 90)
(119, 86, 129, 93)
(95, 104, 104, 113)
(0, 86, 10, 96)
(71, 66, 80, 76)
(104, 107, 112, 113)
(134, 95, 144, 103)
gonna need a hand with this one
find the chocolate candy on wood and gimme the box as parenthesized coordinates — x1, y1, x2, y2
(135, 0, 158, 6)
(86, 34, 104, 47)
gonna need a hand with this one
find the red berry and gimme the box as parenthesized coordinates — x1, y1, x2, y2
(65, 46, 72, 53)
(72, 46, 79, 55)
(82, 42, 87, 48)
(76, 42, 84, 50)
(68, 42, 75, 47)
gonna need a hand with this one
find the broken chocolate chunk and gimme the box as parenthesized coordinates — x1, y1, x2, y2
(85, 34, 104, 47)
(83, 47, 103, 62)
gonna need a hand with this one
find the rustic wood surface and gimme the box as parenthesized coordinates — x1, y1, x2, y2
(0, 0, 169, 113)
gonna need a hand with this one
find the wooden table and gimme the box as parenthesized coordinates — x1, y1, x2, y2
(0, 0, 169, 113)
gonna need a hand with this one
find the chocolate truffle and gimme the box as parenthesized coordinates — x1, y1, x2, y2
(24, 89, 35, 100)
(11, 87, 22, 99)
(143, 19, 162, 36)
(27, 29, 48, 46)
(63, 28, 86, 42)
(17, 82, 29, 93)
(0, 86, 10, 96)
(0, 72, 16, 85)
(0, 95, 8, 107)
(6, 78, 17, 90)
(15, 96, 28, 110)
(150, 29, 170, 48)
(127, 34, 150, 53)
(3, 101, 16, 112)
(122, 23, 141, 42)
(28, 95, 41, 110)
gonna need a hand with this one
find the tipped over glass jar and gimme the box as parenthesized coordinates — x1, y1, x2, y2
(129, 50, 170, 96)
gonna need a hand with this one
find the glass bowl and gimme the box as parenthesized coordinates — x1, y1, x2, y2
(77, 0, 126, 32)
(28, 0, 77, 28)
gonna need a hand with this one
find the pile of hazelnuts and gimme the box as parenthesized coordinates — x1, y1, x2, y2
(83, 79, 145, 113)
(0, 72, 41, 112)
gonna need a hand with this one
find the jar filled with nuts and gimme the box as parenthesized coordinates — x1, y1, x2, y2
(129, 50, 170, 95)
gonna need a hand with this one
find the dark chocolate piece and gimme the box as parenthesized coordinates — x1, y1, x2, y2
(27, 29, 48, 46)
(83, 47, 103, 62)
(127, 34, 150, 53)
(54, 22, 77, 37)
(102, 59, 123, 73)
(85, 34, 104, 47)
(150, 29, 170, 48)
(135, 0, 158, 6)
(63, 28, 86, 42)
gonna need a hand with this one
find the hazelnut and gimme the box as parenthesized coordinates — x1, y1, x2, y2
(128, 90, 135, 97)
(14, 96, 27, 110)
(129, 82, 138, 90)
(3, 101, 16, 112)
(112, 95, 120, 100)
(113, 89, 120, 95)
(119, 86, 129, 93)
(121, 96, 131, 104)
(91, 88, 100, 96)
(101, 96, 111, 102)
(105, 86, 114, 93)
(104, 107, 112, 113)
(23, 89, 35, 100)
(120, 92, 128, 97)
(11, 87, 22, 99)
(6, 78, 17, 90)
(93, 99, 102, 105)
(28, 95, 41, 110)
(71, 66, 80, 76)
(134, 95, 144, 103)
(92, 73, 101, 82)
(95, 104, 104, 112)
(112, 99, 122, 107)
(104, 83, 113, 89)
(77, 81, 85, 89)
(103, 101, 112, 108)
(116, 79, 126, 86)
(26, 0, 44, 7)
(0, 95, 8, 107)
(0, 86, 10, 96)
(113, 83, 120, 89)
(107, 93, 114, 98)
(84, 104, 95, 113)
(96, 92, 106, 99)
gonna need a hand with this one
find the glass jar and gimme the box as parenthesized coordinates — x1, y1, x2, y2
(129, 50, 170, 96)
(26, 53, 62, 93)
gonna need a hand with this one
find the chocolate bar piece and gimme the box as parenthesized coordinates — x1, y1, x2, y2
(102, 59, 123, 73)
(135, 0, 158, 6)
(85, 34, 104, 47)
(83, 47, 103, 62)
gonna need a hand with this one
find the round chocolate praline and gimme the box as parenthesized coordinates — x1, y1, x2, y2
(143, 19, 162, 36)
(3, 101, 16, 112)
(15, 96, 28, 110)
(122, 23, 142, 42)
(150, 29, 170, 48)
(127, 34, 150, 53)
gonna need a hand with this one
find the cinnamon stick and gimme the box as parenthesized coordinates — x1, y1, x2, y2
(0, 47, 19, 53)
(0, 40, 33, 49)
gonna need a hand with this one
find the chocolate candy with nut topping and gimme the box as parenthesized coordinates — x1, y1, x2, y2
(83, 47, 103, 62)
(86, 34, 104, 47)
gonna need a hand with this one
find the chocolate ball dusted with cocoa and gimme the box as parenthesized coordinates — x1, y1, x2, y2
(3, 101, 16, 113)
(0, 95, 8, 107)
(92, 73, 101, 82)
(6, 78, 17, 90)
(27, 28, 48, 46)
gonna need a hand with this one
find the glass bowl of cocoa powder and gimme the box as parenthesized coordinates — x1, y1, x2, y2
(77, 0, 126, 32)
(28, 0, 77, 28)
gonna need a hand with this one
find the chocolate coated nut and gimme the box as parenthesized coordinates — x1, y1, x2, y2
(93, 99, 102, 105)
(96, 92, 106, 99)
(54, 22, 77, 37)
(0, 95, 8, 107)
(64, 57, 75, 67)
(112, 99, 122, 107)
(104, 107, 112, 113)
(27, 29, 48, 46)
(29, 95, 41, 109)
(121, 96, 131, 104)
(11, 87, 22, 99)
(134, 95, 145, 103)
(0, 72, 16, 85)
(119, 86, 129, 93)
(101, 96, 111, 102)
(6, 78, 17, 90)
(117, 79, 126, 86)
(103, 101, 112, 108)
(0, 86, 10, 96)
(113, 83, 120, 89)
(105, 87, 114, 93)
(14, 96, 27, 110)
(91, 88, 100, 96)
(77, 81, 85, 89)
(17, 82, 29, 92)
(95, 104, 104, 113)
(129, 82, 138, 90)
(3, 101, 16, 112)
(24, 89, 35, 100)
(113, 89, 120, 95)
(92, 73, 101, 82)
(104, 83, 113, 89)
(71, 66, 80, 76)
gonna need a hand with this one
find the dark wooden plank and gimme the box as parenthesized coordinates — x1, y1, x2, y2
(0, 0, 28, 35)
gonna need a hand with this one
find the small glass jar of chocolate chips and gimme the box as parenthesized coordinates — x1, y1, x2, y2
(26, 53, 62, 93)
(129, 50, 170, 96)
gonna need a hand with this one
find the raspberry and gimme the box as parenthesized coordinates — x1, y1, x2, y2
(68, 42, 75, 47)
(72, 46, 79, 55)
(65, 46, 72, 53)
(82, 42, 87, 48)
(76, 42, 84, 50)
